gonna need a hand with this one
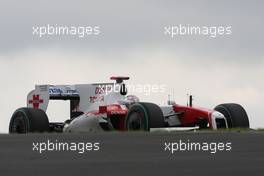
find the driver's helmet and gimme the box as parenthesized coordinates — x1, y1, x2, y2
(118, 95, 140, 105)
(125, 95, 140, 103)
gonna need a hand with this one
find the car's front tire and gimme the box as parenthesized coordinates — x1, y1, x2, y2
(214, 103, 249, 128)
(9, 108, 50, 133)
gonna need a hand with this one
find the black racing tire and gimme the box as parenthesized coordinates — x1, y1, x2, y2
(9, 107, 50, 133)
(125, 102, 165, 131)
(214, 103, 249, 128)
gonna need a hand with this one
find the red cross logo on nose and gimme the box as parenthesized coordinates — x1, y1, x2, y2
(29, 94, 43, 109)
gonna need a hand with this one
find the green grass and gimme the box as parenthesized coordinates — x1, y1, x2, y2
(256, 128, 264, 131)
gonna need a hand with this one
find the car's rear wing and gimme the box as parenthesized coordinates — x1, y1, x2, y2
(26, 82, 123, 112)
(48, 85, 79, 100)
(26, 85, 80, 111)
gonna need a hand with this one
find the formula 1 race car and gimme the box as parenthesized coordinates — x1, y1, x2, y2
(9, 76, 250, 133)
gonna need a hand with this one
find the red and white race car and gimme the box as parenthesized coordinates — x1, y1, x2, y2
(9, 76, 249, 133)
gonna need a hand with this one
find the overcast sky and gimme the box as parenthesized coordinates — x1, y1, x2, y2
(0, 0, 263, 132)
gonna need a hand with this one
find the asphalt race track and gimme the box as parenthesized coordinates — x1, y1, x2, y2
(0, 132, 263, 176)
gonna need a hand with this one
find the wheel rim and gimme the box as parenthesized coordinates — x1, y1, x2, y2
(127, 111, 145, 130)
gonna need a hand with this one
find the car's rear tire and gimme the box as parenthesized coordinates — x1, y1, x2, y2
(9, 107, 50, 133)
(214, 103, 249, 128)
(125, 102, 165, 131)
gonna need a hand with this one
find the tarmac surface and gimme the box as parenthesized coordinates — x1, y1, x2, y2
(0, 131, 263, 176)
